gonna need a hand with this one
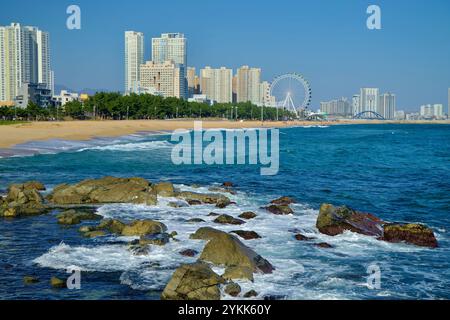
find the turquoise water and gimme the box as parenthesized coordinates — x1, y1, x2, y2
(0, 124, 449, 300)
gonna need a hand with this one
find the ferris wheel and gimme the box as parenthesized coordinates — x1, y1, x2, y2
(268, 73, 312, 118)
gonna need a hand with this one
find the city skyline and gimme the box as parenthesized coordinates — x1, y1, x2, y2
(1, 0, 450, 111)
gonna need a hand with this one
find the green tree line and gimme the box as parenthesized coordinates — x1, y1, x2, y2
(0, 92, 296, 121)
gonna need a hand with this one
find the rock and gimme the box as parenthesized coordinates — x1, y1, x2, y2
(57, 209, 102, 225)
(315, 242, 333, 249)
(238, 212, 257, 220)
(23, 276, 39, 284)
(216, 198, 232, 209)
(316, 204, 385, 237)
(168, 201, 187, 208)
(79, 225, 97, 233)
(50, 277, 66, 288)
(83, 230, 106, 238)
(48, 177, 157, 205)
(223, 266, 254, 282)
(224, 283, 241, 297)
(180, 249, 199, 257)
(207, 212, 220, 217)
(264, 204, 294, 215)
(161, 262, 225, 300)
(243, 290, 258, 298)
(139, 233, 170, 246)
(187, 200, 202, 206)
(169, 231, 178, 238)
(231, 230, 261, 240)
(155, 182, 175, 197)
(270, 196, 296, 205)
(121, 220, 168, 237)
(209, 186, 237, 195)
(129, 244, 151, 256)
(190, 227, 274, 274)
(295, 234, 314, 241)
(1, 182, 47, 217)
(97, 219, 127, 234)
(214, 214, 245, 225)
(22, 181, 46, 191)
(177, 191, 230, 206)
(187, 218, 206, 224)
(382, 223, 438, 248)
(222, 182, 234, 188)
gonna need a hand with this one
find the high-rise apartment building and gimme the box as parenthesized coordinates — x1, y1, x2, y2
(320, 97, 352, 117)
(0, 23, 52, 103)
(140, 60, 185, 99)
(259, 81, 275, 106)
(236, 66, 261, 105)
(420, 104, 444, 119)
(200, 66, 232, 103)
(124, 31, 144, 94)
(360, 88, 379, 113)
(352, 95, 361, 115)
(378, 93, 396, 120)
(187, 67, 197, 97)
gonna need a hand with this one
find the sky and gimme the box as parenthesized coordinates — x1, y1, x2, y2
(1, 0, 449, 111)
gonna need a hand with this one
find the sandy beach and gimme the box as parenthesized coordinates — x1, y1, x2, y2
(0, 119, 449, 149)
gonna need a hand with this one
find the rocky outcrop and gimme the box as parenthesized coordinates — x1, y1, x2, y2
(381, 223, 438, 248)
(214, 214, 245, 225)
(190, 227, 274, 274)
(139, 233, 170, 246)
(187, 218, 206, 224)
(180, 249, 199, 257)
(121, 220, 167, 237)
(231, 230, 261, 240)
(216, 198, 232, 209)
(263, 204, 294, 215)
(57, 209, 102, 225)
(224, 283, 241, 297)
(223, 266, 254, 282)
(316, 204, 385, 237)
(294, 234, 314, 241)
(161, 263, 225, 300)
(243, 290, 258, 298)
(0, 182, 47, 217)
(177, 191, 230, 206)
(238, 212, 257, 220)
(96, 219, 126, 234)
(315, 242, 333, 249)
(47, 177, 157, 205)
(271, 196, 296, 205)
(154, 182, 175, 197)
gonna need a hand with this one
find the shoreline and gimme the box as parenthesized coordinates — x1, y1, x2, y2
(0, 119, 449, 149)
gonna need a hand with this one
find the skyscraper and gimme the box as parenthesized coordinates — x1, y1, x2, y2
(124, 31, 144, 94)
(200, 66, 232, 103)
(0, 23, 52, 103)
(360, 88, 379, 113)
(352, 95, 361, 115)
(140, 60, 185, 99)
(187, 67, 196, 97)
(379, 93, 396, 119)
(236, 66, 261, 105)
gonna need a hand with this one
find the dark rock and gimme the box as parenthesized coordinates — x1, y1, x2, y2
(129, 244, 151, 256)
(238, 212, 257, 220)
(222, 182, 234, 188)
(295, 234, 314, 241)
(382, 223, 438, 248)
(180, 249, 199, 257)
(214, 214, 245, 225)
(208, 212, 220, 217)
(216, 198, 232, 209)
(161, 262, 225, 300)
(187, 218, 206, 223)
(168, 201, 188, 208)
(57, 209, 102, 225)
(315, 242, 334, 249)
(231, 230, 262, 240)
(187, 199, 202, 206)
(243, 290, 258, 298)
(271, 196, 296, 205)
(225, 283, 241, 297)
(177, 191, 231, 206)
(264, 204, 294, 215)
(139, 233, 170, 246)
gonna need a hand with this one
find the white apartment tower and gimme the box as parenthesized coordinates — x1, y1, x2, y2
(140, 61, 185, 99)
(352, 95, 361, 115)
(236, 66, 261, 104)
(125, 31, 144, 94)
(379, 93, 396, 120)
(0, 23, 52, 103)
(200, 67, 232, 104)
(360, 88, 379, 113)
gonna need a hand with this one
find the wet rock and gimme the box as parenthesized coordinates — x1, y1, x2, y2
(187, 199, 202, 206)
(224, 283, 241, 297)
(231, 230, 262, 240)
(177, 191, 230, 206)
(187, 218, 206, 224)
(209, 186, 237, 195)
(50, 277, 66, 289)
(161, 262, 225, 300)
(270, 196, 296, 205)
(223, 266, 254, 282)
(238, 212, 257, 220)
(129, 244, 151, 256)
(243, 290, 258, 298)
(316, 204, 385, 237)
(214, 214, 245, 225)
(382, 223, 438, 248)
(207, 212, 220, 217)
(1, 182, 47, 217)
(121, 220, 167, 237)
(315, 242, 333, 249)
(48, 177, 157, 205)
(168, 201, 188, 208)
(216, 198, 232, 209)
(180, 249, 199, 257)
(190, 227, 274, 274)
(139, 233, 170, 246)
(169, 231, 178, 238)
(57, 209, 102, 225)
(23, 276, 39, 284)
(97, 219, 127, 234)
(264, 204, 294, 215)
(222, 182, 234, 188)
(154, 182, 175, 197)
(295, 234, 314, 241)
(83, 230, 106, 238)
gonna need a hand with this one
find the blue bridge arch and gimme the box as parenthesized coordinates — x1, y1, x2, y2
(353, 111, 385, 120)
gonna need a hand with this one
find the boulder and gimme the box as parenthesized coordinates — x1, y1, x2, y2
(48, 177, 157, 205)
(382, 223, 438, 248)
(216, 198, 232, 209)
(129, 244, 151, 256)
(270, 196, 296, 205)
(224, 283, 241, 297)
(238, 212, 257, 220)
(264, 204, 293, 215)
(155, 182, 175, 197)
(82, 230, 106, 238)
(209, 186, 237, 195)
(1, 182, 47, 217)
(231, 230, 262, 240)
(223, 266, 254, 282)
(243, 290, 258, 298)
(190, 227, 274, 274)
(208, 212, 220, 217)
(56, 209, 102, 225)
(22, 181, 46, 191)
(139, 233, 170, 246)
(315, 242, 334, 249)
(316, 204, 384, 237)
(214, 214, 245, 225)
(177, 191, 230, 206)
(187, 218, 206, 224)
(97, 219, 127, 234)
(161, 263, 225, 300)
(187, 199, 202, 206)
(222, 182, 234, 188)
(295, 234, 314, 241)
(180, 249, 199, 257)
(168, 201, 188, 208)
(121, 220, 167, 237)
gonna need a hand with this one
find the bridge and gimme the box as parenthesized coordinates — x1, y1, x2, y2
(353, 111, 385, 120)
(305, 113, 328, 121)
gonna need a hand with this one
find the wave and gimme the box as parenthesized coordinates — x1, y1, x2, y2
(78, 140, 173, 152)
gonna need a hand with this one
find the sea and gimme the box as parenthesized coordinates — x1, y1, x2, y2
(0, 124, 449, 300)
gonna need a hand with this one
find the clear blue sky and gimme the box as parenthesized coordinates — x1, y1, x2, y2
(1, 0, 449, 111)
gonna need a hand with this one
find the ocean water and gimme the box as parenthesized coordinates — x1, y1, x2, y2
(0, 124, 449, 300)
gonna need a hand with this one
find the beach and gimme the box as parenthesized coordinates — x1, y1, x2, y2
(0, 119, 449, 149)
